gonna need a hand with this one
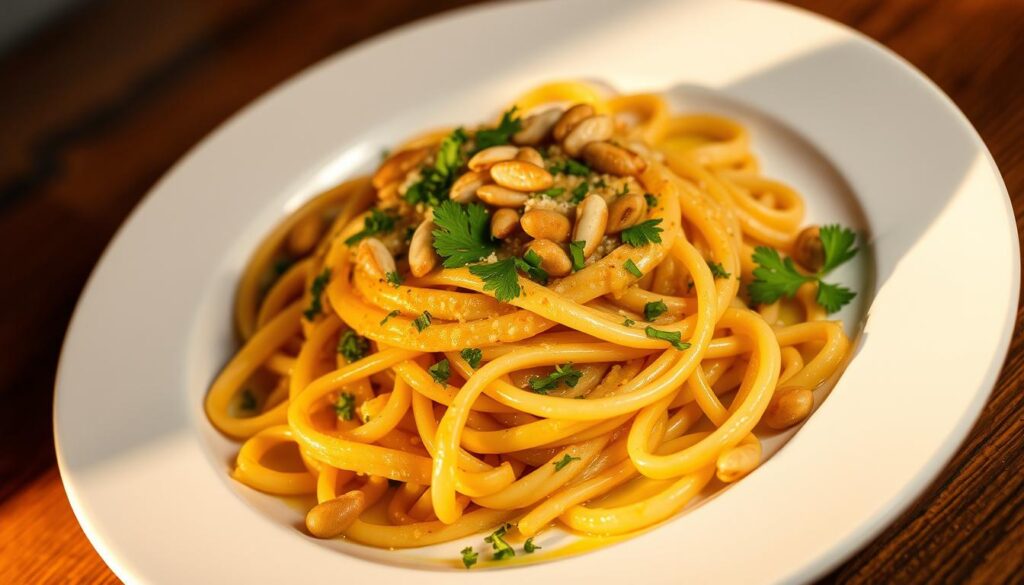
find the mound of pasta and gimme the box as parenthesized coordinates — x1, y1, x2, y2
(206, 81, 858, 567)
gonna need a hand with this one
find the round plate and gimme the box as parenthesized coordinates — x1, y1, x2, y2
(55, 0, 1018, 583)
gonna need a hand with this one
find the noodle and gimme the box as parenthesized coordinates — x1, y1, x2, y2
(205, 81, 856, 563)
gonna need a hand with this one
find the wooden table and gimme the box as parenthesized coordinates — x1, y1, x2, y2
(1, 1, 1021, 582)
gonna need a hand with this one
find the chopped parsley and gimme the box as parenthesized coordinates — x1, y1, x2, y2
(553, 453, 581, 471)
(749, 224, 859, 314)
(542, 186, 565, 198)
(623, 317, 636, 327)
(473, 106, 521, 153)
(385, 271, 403, 288)
(302, 268, 331, 321)
(708, 261, 731, 279)
(379, 309, 400, 325)
(568, 241, 586, 272)
(623, 259, 643, 278)
(529, 362, 583, 394)
(405, 128, 468, 206)
(571, 182, 589, 203)
(548, 158, 591, 177)
(337, 330, 369, 363)
(461, 546, 478, 569)
(413, 311, 432, 332)
(431, 200, 496, 268)
(335, 393, 356, 421)
(344, 208, 396, 246)
(428, 359, 451, 385)
(620, 219, 664, 247)
(524, 537, 540, 553)
(461, 348, 483, 369)
(519, 249, 549, 285)
(470, 258, 521, 302)
(644, 193, 659, 207)
(644, 300, 668, 321)
(645, 326, 690, 351)
(485, 524, 515, 561)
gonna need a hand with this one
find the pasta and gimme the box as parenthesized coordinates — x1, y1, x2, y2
(205, 81, 857, 566)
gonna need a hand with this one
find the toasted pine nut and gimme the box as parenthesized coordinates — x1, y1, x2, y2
(287, 214, 324, 256)
(716, 442, 762, 483)
(477, 184, 529, 208)
(468, 145, 518, 171)
(372, 147, 429, 190)
(513, 107, 562, 145)
(305, 491, 366, 538)
(525, 239, 571, 277)
(409, 219, 438, 277)
(489, 160, 554, 192)
(521, 209, 571, 242)
(356, 237, 396, 277)
(607, 193, 648, 233)
(552, 104, 596, 142)
(792, 226, 825, 272)
(763, 386, 813, 429)
(581, 141, 648, 177)
(572, 194, 609, 256)
(450, 171, 488, 203)
(562, 115, 614, 157)
(491, 208, 520, 239)
(515, 146, 545, 168)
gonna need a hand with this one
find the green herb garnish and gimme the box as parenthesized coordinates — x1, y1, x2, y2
(645, 326, 689, 350)
(302, 268, 332, 321)
(413, 311, 433, 332)
(524, 537, 540, 553)
(432, 200, 496, 268)
(553, 454, 581, 471)
(707, 261, 731, 279)
(344, 208, 396, 246)
(644, 300, 668, 321)
(624, 259, 643, 278)
(529, 363, 583, 394)
(473, 107, 521, 153)
(335, 393, 356, 420)
(620, 219, 663, 247)
(405, 128, 469, 206)
(380, 309, 400, 325)
(429, 359, 451, 385)
(568, 241, 586, 272)
(337, 330, 369, 363)
(385, 271, 403, 288)
(461, 546, 478, 569)
(485, 524, 515, 560)
(461, 348, 483, 369)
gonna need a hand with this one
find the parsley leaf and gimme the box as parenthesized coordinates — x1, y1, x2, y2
(644, 300, 668, 321)
(624, 259, 643, 278)
(548, 158, 591, 177)
(645, 326, 690, 350)
(461, 547, 478, 569)
(303, 268, 331, 321)
(816, 280, 857, 313)
(473, 107, 521, 153)
(707, 261, 731, 279)
(385, 271, 403, 288)
(335, 393, 356, 421)
(529, 363, 583, 394)
(623, 317, 636, 327)
(344, 208, 396, 246)
(429, 359, 451, 385)
(644, 193, 659, 207)
(553, 453, 581, 471)
(337, 330, 369, 363)
(517, 249, 549, 285)
(432, 201, 496, 268)
(819, 224, 859, 274)
(461, 348, 483, 369)
(524, 537, 540, 554)
(748, 246, 813, 305)
(620, 219, 664, 247)
(542, 187, 565, 198)
(405, 128, 468, 206)
(469, 258, 521, 302)
(571, 182, 589, 203)
(568, 241, 586, 271)
(485, 524, 515, 561)
(380, 309, 400, 325)
(413, 311, 432, 332)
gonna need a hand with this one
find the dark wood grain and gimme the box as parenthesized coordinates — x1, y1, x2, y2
(0, 1, 1021, 583)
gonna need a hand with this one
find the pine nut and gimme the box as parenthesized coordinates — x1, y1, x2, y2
(357, 237, 396, 277)
(525, 239, 571, 277)
(491, 208, 520, 239)
(513, 107, 562, 145)
(521, 209, 570, 242)
(607, 193, 648, 233)
(489, 160, 554, 192)
(716, 442, 761, 483)
(572, 194, 609, 256)
(305, 491, 366, 538)
(763, 386, 813, 430)
(552, 104, 596, 142)
(581, 141, 647, 177)
(477, 184, 529, 208)
(409, 219, 438, 277)
(287, 214, 324, 256)
(450, 170, 488, 203)
(468, 145, 518, 171)
(515, 146, 545, 168)
(562, 115, 614, 157)
(792, 226, 825, 272)
(372, 147, 429, 190)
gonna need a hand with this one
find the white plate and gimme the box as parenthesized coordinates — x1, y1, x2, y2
(54, 0, 1018, 583)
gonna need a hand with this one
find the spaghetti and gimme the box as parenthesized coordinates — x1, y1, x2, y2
(205, 81, 856, 563)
